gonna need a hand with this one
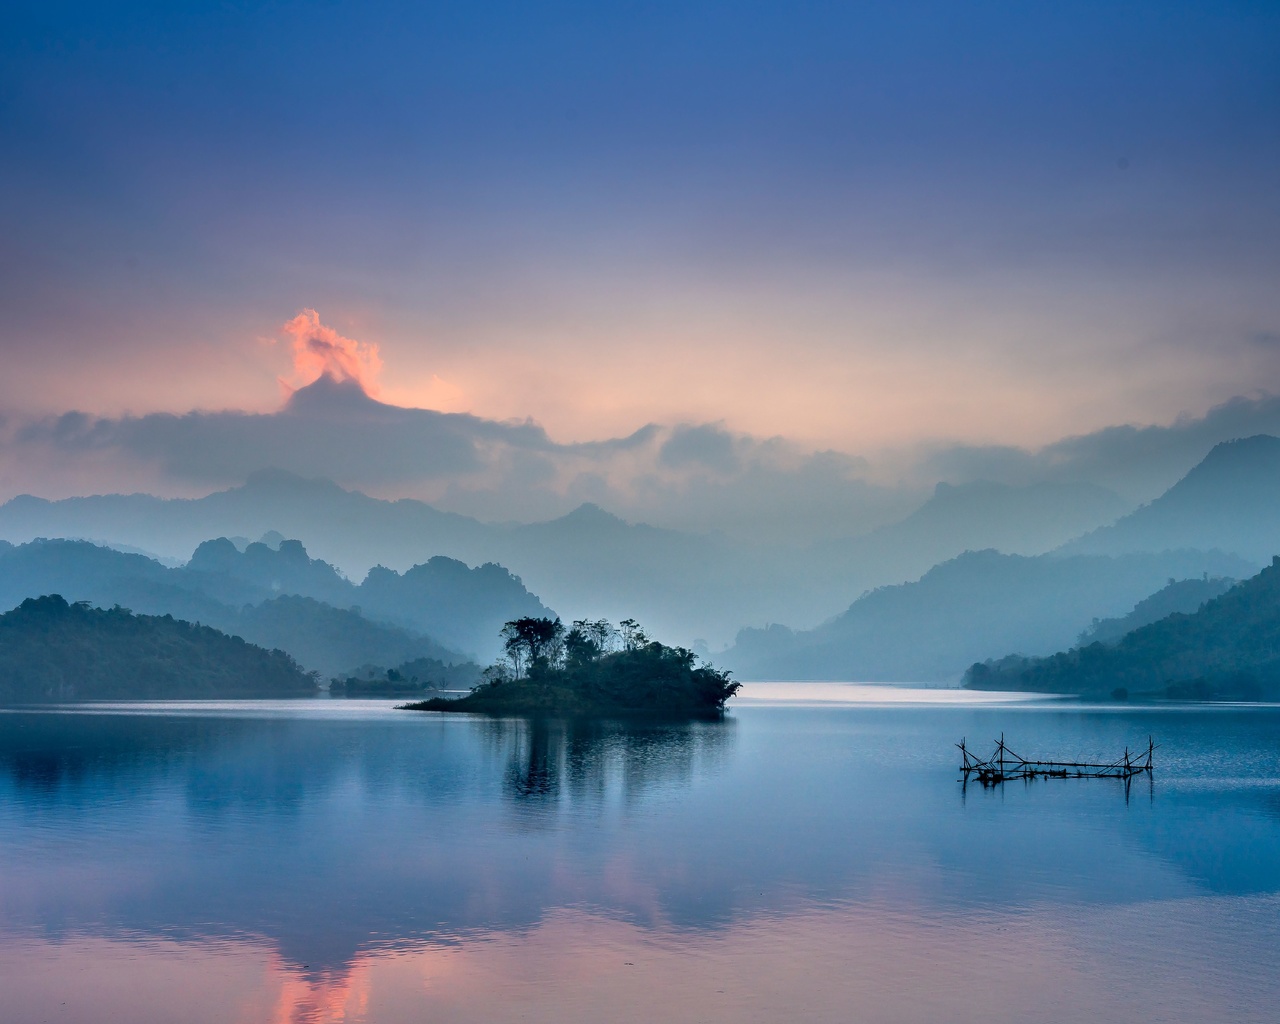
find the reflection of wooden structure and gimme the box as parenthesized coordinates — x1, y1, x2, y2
(958, 734, 1155, 786)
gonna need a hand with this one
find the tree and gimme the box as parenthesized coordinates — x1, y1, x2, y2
(500, 617, 565, 677)
(618, 618, 648, 651)
(565, 618, 619, 668)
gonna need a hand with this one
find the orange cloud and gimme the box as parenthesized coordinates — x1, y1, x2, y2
(281, 309, 383, 396)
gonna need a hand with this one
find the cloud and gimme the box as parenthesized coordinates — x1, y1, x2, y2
(280, 309, 383, 396)
(8, 302, 1280, 548)
(922, 392, 1280, 502)
(659, 423, 742, 474)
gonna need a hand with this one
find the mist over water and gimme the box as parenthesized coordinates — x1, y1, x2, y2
(2, 695, 1278, 1023)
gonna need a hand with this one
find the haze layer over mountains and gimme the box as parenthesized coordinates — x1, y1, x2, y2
(4, 374, 1280, 683)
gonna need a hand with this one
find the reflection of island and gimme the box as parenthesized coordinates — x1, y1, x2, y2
(490, 716, 735, 805)
(0, 707, 736, 975)
(404, 617, 740, 718)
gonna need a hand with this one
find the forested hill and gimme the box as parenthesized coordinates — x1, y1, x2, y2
(965, 557, 1280, 700)
(725, 548, 1254, 682)
(0, 538, 528, 672)
(0, 595, 318, 702)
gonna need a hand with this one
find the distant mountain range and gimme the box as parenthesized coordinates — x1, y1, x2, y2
(966, 557, 1280, 700)
(724, 548, 1255, 682)
(806, 479, 1130, 592)
(725, 434, 1280, 680)
(0, 470, 1135, 649)
(1060, 435, 1280, 561)
(4, 432, 1278, 674)
(0, 537, 546, 672)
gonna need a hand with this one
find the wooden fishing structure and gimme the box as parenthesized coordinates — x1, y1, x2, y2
(958, 734, 1155, 787)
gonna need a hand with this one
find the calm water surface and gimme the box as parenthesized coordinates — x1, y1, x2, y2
(1, 684, 1278, 1023)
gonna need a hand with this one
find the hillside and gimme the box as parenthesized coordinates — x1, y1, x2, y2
(0, 595, 317, 702)
(0, 539, 484, 674)
(1075, 575, 1237, 645)
(809, 480, 1130, 589)
(232, 596, 465, 677)
(724, 548, 1255, 682)
(1061, 435, 1280, 561)
(188, 536, 549, 657)
(965, 558, 1280, 700)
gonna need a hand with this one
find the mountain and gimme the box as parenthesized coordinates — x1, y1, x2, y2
(0, 595, 317, 702)
(965, 557, 1280, 700)
(0, 539, 507, 674)
(724, 548, 1256, 682)
(185, 536, 548, 656)
(0, 471, 1137, 649)
(1075, 575, 1237, 646)
(1060, 435, 1280, 561)
(232, 596, 464, 677)
(808, 479, 1131, 590)
(0, 468, 492, 572)
(0, 475, 790, 645)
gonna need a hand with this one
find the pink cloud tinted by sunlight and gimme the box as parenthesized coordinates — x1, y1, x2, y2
(280, 310, 383, 397)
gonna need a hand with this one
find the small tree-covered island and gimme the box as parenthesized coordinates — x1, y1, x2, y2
(402, 617, 740, 718)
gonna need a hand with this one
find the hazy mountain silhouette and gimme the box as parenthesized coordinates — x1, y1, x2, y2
(237, 595, 475, 678)
(809, 479, 1130, 589)
(0, 539, 541, 673)
(1075, 575, 1237, 646)
(1060, 435, 1280, 561)
(724, 548, 1255, 682)
(0, 469, 1138, 648)
(966, 557, 1280, 700)
(0, 469, 492, 574)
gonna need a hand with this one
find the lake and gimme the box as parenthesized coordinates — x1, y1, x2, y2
(1, 685, 1278, 1023)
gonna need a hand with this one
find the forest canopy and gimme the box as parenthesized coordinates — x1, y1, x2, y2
(964, 557, 1280, 701)
(0, 595, 318, 702)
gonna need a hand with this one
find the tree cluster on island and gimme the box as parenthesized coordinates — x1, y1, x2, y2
(401, 616, 740, 718)
(0, 595, 318, 702)
(964, 556, 1280, 701)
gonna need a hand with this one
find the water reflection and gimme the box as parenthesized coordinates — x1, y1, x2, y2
(489, 716, 734, 807)
(0, 702, 1278, 1023)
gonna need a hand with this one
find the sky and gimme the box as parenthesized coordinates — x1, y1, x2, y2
(2, 1, 1279, 531)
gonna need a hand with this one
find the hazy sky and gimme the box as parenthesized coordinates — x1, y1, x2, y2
(2, 1, 1279, 519)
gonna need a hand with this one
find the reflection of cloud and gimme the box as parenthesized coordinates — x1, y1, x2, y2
(8, 899, 1276, 1023)
(264, 953, 371, 1024)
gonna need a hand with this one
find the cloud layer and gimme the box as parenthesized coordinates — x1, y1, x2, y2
(7, 338, 1280, 548)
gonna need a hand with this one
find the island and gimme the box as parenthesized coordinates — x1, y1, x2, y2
(401, 617, 740, 718)
(964, 556, 1280, 701)
(0, 594, 319, 701)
